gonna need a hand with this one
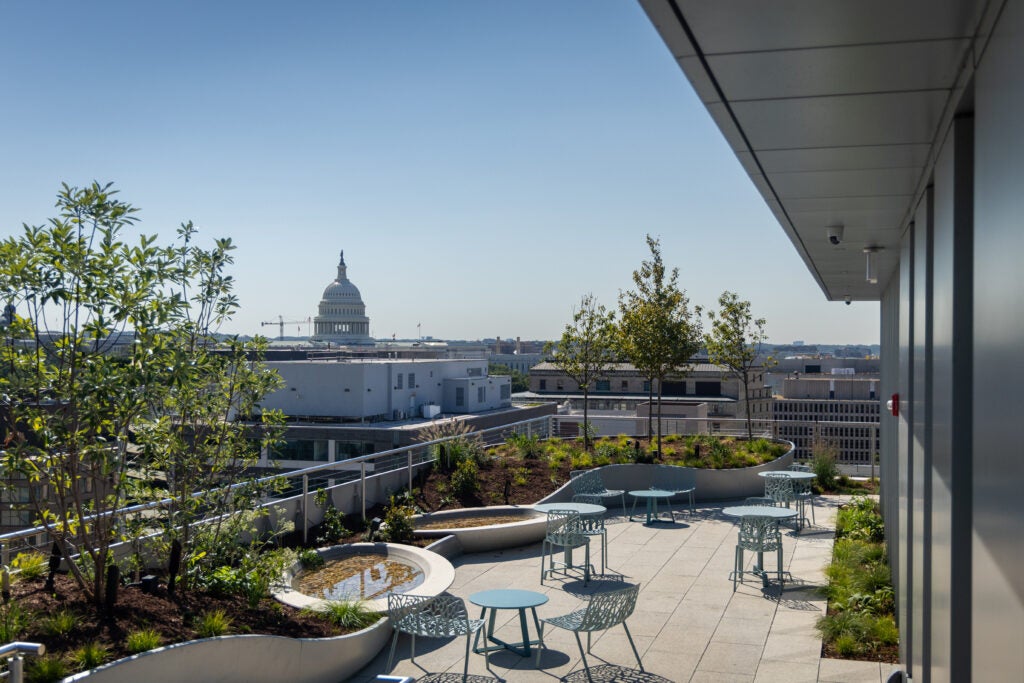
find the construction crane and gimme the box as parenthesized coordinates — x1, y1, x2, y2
(260, 315, 312, 341)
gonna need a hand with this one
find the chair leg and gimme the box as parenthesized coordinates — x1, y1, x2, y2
(623, 622, 644, 672)
(733, 546, 742, 591)
(777, 545, 784, 589)
(386, 628, 400, 671)
(463, 632, 471, 682)
(410, 633, 416, 664)
(584, 541, 591, 585)
(574, 631, 594, 683)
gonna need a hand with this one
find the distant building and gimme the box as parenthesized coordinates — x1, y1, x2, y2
(311, 250, 372, 345)
(489, 352, 544, 375)
(772, 376, 880, 462)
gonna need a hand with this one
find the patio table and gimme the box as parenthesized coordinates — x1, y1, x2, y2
(469, 588, 548, 657)
(628, 489, 675, 525)
(722, 505, 797, 585)
(757, 470, 816, 481)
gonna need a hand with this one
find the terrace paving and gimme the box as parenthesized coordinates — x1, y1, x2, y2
(351, 496, 894, 683)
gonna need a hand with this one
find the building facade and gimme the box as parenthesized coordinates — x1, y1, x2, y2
(772, 377, 881, 462)
(640, 2, 1024, 679)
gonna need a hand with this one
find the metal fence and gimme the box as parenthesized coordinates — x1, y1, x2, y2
(0, 413, 875, 563)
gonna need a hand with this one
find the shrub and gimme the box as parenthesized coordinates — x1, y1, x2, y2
(507, 433, 542, 459)
(11, 552, 47, 580)
(196, 609, 234, 638)
(381, 496, 415, 543)
(320, 600, 379, 630)
(0, 601, 27, 642)
(314, 488, 350, 545)
(299, 548, 325, 569)
(125, 628, 163, 654)
(26, 655, 67, 683)
(811, 439, 840, 491)
(512, 467, 529, 486)
(71, 642, 110, 670)
(450, 457, 480, 497)
(42, 609, 79, 637)
(569, 450, 593, 469)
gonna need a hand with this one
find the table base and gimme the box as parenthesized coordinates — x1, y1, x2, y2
(472, 606, 543, 657)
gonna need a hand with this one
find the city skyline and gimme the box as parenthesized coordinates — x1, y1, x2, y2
(0, 2, 880, 344)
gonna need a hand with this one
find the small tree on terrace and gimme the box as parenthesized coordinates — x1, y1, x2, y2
(618, 236, 702, 457)
(0, 182, 284, 605)
(703, 291, 773, 441)
(546, 293, 616, 452)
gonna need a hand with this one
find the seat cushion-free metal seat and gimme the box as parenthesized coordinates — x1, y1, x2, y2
(386, 594, 485, 682)
(788, 465, 817, 525)
(655, 464, 696, 514)
(570, 469, 626, 513)
(535, 583, 644, 683)
(763, 472, 805, 529)
(733, 514, 784, 591)
(568, 494, 609, 574)
(541, 509, 591, 585)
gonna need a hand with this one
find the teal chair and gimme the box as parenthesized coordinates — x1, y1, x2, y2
(540, 509, 591, 585)
(570, 469, 626, 512)
(655, 464, 696, 515)
(733, 515, 784, 591)
(535, 583, 644, 683)
(386, 594, 485, 682)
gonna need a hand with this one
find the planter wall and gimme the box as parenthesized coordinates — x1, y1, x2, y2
(62, 616, 392, 683)
(412, 506, 546, 553)
(535, 440, 795, 507)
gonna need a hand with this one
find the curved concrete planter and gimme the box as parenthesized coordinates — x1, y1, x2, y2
(273, 542, 456, 614)
(536, 440, 795, 507)
(62, 616, 391, 683)
(412, 505, 546, 553)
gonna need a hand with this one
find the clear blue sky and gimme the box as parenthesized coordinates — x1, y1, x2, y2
(0, 1, 878, 345)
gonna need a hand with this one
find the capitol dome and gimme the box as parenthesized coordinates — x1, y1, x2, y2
(312, 250, 373, 344)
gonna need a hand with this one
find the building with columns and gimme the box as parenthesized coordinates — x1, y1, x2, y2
(312, 250, 372, 344)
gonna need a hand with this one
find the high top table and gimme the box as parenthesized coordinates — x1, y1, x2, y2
(722, 505, 797, 585)
(469, 588, 548, 657)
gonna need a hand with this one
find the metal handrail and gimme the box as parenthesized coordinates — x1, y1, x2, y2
(0, 642, 45, 683)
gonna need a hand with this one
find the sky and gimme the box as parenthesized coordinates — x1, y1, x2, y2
(0, 1, 879, 345)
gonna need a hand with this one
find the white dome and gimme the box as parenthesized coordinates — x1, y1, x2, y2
(311, 250, 373, 344)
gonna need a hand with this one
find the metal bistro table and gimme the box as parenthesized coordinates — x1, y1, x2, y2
(722, 505, 797, 585)
(469, 589, 548, 657)
(757, 470, 817, 481)
(533, 501, 606, 573)
(628, 489, 675, 525)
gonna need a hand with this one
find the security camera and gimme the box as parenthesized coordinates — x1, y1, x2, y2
(827, 225, 844, 245)
(844, 295, 852, 306)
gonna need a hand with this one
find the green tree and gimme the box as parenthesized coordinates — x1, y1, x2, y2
(0, 182, 283, 605)
(488, 363, 529, 393)
(703, 291, 773, 441)
(546, 293, 616, 452)
(618, 235, 702, 457)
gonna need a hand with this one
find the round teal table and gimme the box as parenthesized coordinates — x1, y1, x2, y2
(469, 588, 548, 657)
(628, 489, 675, 525)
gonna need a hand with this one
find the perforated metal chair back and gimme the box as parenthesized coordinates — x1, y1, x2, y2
(788, 463, 812, 472)
(578, 584, 640, 632)
(737, 515, 782, 553)
(387, 593, 472, 638)
(763, 472, 796, 505)
(545, 509, 585, 547)
(571, 470, 610, 497)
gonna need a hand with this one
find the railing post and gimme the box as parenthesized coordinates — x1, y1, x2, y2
(9, 654, 23, 683)
(301, 474, 309, 545)
(361, 462, 367, 522)
(407, 450, 413, 495)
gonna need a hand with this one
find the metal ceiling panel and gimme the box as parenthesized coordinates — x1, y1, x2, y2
(707, 40, 970, 101)
(738, 145, 932, 174)
(769, 168, 922, 200)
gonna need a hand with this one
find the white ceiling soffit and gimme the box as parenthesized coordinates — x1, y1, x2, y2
(638, 0, 988, 301)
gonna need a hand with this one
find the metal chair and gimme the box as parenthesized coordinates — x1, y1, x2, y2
(763, 472, 805, 529)
(540, 509, 591, 585)
(569, 494, 609, 575)
(535, 583, 644, 683)
(791, 474, 816, 526)
(733, 515, 784, 591)
(655, 464, 696, 516)
(744, 496, 776, 506)
(570, 469, 626, 512)
(788, 462, 812, 472)
(386, 594, 485, 682)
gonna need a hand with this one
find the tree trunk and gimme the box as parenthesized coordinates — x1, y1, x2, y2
(582, 386, 590, 451)
(647, 378, 654, 440)
(656, 378, 663, 458)
(743, 372, 753, 441)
